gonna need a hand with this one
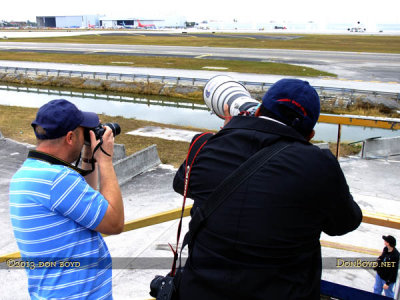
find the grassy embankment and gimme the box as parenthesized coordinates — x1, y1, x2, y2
(0, 105, 361, 167)
(0, 50, 333, 77)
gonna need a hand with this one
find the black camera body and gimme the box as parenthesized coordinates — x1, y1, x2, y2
(84, 122, 121, 143)
(149, 275, 176, 300)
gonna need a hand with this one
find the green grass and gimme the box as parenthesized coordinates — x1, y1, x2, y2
(3, 33, 400, 53)
(0, 51, 335, 77)
(0, 105, 362, 168)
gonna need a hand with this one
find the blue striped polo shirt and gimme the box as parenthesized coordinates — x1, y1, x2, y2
(9, 158, 111, 299)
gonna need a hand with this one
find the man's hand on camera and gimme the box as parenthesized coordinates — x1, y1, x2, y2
(89, 126, 114, 164)
(223, 104, 232, 127)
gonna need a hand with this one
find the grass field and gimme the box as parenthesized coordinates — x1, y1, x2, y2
(3, 33, 400, 53)
(0, 51, 334, 77)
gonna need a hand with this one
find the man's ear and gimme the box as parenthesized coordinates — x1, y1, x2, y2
(306, 130, 315, 142)
(65, 131, 74, 146)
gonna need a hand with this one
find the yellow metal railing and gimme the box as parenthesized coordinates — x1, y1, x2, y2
(318, 113, 400, 157)
(1, 206, 399, 263)
(318, 114, 400, 130)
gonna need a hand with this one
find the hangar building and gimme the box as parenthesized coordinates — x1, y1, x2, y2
(36, 15, 186, 29)
(36, 15, 100, 28)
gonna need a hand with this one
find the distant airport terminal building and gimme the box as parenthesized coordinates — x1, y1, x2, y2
(36, 15, 100, 28)
(35, 15, 184, 29)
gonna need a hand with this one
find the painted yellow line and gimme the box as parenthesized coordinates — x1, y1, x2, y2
(0, 206, 194, 262)
(0, 240, 382, 264)
(0, 251, 20, 263)
(195, 54, 212, 59)
(1, 206, 398, 262)
(121, 206, 192, 234)
(321, 240, 380, 256)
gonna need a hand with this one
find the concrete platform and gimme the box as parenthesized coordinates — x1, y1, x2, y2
(0, 135, 399, 299)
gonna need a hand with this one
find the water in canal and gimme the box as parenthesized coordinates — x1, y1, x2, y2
(0, 85, 398, 143)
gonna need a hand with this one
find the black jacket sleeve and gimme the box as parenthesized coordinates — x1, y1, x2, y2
(173, 162, 186, 196)
(173, 132, 214, 197)
(319, 151, 363, 236)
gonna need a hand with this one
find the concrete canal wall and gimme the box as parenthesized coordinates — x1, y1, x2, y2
(1, 66, 399, 112)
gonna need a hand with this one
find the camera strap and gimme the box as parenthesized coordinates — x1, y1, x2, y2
(169, 132, 213, 277)
(27, 150, 94, 176)
(183, 139, 292, 253)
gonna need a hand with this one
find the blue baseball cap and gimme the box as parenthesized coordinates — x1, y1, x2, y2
(262, 79, 320, 135)
(31, 99, 99, 139)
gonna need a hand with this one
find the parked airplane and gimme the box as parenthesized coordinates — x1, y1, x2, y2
(136, 20, 156, 29)
(121, 21, 134, 29)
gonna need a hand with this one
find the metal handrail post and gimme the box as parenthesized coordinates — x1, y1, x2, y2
(336, 124, 342, 158)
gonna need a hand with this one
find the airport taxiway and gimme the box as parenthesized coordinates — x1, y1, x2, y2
(0, 41, 400, 83)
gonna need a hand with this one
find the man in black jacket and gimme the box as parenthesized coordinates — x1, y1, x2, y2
(173, 78, 362, 300)
(374, 235, 399, 298)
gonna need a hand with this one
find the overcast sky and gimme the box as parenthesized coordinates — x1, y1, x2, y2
(1, 0, 399, 24)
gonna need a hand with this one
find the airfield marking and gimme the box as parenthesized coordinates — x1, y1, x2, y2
(195, 54, 213, 59)
(202, 66, 229, 70)
(86, 50, 107, 53)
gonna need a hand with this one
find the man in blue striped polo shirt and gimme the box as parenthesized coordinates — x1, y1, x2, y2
(9, 99, 124, 299)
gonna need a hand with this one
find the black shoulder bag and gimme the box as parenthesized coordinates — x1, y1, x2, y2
(149, 139, 291, 300)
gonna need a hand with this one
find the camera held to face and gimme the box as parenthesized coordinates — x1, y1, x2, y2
(84, 122, 121, 144)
